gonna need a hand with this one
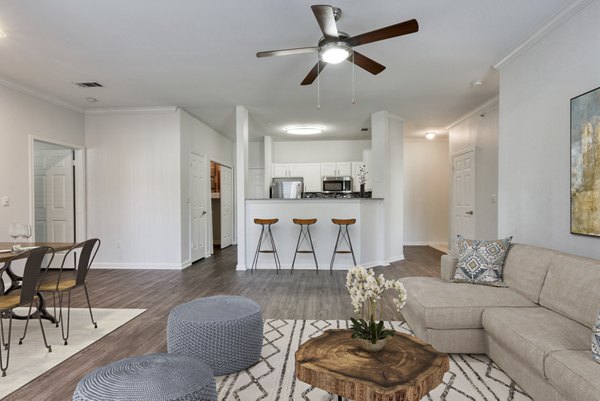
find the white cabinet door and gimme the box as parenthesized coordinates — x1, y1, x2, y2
(300, 163, 322, 192)
(352, 162, 366, 192)
(321, 162, 337, 177)
(336, 162, 352, 177)
(273, 163, 288, 177)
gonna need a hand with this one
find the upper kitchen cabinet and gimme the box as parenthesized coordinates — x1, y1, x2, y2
(321, 162, 352, 177)
(272, 163, 321, 192)
(273, 163, 289, 178)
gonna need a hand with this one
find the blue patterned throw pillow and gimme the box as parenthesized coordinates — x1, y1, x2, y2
(452, 235, 512, 287)
(593, 311, 600, 363)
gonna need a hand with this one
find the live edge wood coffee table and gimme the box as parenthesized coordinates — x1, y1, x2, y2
(295, 329, 449, 401)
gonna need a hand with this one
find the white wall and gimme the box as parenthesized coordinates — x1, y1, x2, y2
(498, 0, 600, 259)
(0, 84, 84, 241)
(85, 109, 182, 268)
(180, 109, 234, 264)
(448, 100, 499, 248)
(404, 139, 450, 245)
(273, 139, 370, 163)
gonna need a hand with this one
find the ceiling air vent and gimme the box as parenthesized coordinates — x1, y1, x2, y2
(74, 82, 103, 88)
(361, 128, 369, 132)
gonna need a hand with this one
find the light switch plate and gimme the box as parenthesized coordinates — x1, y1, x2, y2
(1, 196, 8, 207)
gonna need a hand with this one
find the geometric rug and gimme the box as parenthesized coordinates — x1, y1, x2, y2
(0, 308, 146, 399)
(216, 319, 532, 401)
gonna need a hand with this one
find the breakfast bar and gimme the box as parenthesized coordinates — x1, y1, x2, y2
(245, 198, 384, 271)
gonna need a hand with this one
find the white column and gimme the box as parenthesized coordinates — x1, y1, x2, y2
(235, 106, 249, 270)
(264, 136, 273, 198)
(371, 111, 405, 264)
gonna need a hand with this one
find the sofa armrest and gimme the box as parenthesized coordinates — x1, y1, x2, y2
(440, 254, 459, 282)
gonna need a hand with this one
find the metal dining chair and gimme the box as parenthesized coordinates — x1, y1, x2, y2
(0, 246, 53, 377)
(21, 238, 100, 346)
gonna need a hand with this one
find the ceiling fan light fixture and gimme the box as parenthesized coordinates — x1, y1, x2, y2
(284, 126, 324, 135)
(319, 42, 352, 64)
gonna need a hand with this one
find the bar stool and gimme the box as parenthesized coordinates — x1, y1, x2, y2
(330, 218, 357, 274)
(291, 218, 318, 275)
(251, 218, 281, 274)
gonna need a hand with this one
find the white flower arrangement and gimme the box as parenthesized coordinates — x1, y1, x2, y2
(345, 266, 408, 343)
(357, 165, 367, 185)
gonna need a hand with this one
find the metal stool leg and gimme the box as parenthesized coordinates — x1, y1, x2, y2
(344, 225, 357, 266)
(291, 225, 303, 275)
(251, 226, 265, 274)
(330, 225, 342, 275)
(306, 226, 319, 274)
(267, 225, 281, 273)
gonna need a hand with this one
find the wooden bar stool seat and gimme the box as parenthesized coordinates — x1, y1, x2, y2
(251, 218, 281, 274)
(291, 218, 319, 275)
(330, 218, 357, 274)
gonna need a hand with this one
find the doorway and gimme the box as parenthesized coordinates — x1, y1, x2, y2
(210, 161, 233, 250)
(33, 140, 76, 243)
(190, 153, 208, 263)
(451, 148, 476, 252)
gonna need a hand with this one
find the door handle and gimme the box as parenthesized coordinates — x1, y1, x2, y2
(465, 211, 473, 215)
(202, 211, 207, 216)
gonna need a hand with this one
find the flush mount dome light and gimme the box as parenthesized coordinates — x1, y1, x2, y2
(319, 42, 352, 64)
(425, 132, 436, 140)
(284, 126, 324, 135)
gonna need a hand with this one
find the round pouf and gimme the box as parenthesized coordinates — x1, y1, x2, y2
(167, 295, 263, 376)
(72, 353, 217, 401)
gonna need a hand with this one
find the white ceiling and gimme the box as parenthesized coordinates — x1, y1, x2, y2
(0, 0, 572, 140)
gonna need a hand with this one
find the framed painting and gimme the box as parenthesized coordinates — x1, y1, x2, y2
(571, 86, 600, 236)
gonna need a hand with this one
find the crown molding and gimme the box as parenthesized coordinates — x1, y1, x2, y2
(0, 76, 83, 113)
(446, 96, 499, 130)
(494, 0, 594, 70)
(85, 106, 179, 115)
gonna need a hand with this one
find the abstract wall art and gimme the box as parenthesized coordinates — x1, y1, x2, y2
(571, 86, 600, 236)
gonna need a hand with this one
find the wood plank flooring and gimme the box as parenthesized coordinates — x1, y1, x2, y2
(4, 245, 443, 401)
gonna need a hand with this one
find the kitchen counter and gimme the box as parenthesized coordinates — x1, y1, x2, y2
(244, 198, 384, 271)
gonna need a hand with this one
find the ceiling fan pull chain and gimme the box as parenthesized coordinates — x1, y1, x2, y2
(317, 56, 321, 110)
(352, 52, 355, 104)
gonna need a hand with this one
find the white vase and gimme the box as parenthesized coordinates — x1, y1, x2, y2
(357, 337, 387, 352)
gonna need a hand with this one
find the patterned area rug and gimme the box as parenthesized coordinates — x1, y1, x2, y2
(216, 319, 532, 401)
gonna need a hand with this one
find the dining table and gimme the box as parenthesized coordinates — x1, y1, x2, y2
(0, 242, 77, 323)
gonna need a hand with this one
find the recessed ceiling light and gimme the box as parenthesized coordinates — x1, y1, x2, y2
(0, 30, 7, 39)
(425, 132, 436, 140)
(471, 80, 484, 87)
(86, 97, 98, 103)
(284, 126, 324, 135)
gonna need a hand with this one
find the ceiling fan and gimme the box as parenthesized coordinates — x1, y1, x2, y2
(256, 5, 419, 86)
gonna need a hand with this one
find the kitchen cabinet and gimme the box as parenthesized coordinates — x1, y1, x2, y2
(320, 162, 352, 177)
(272, 163, 321, 192)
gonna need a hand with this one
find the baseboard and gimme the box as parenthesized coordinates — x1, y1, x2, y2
(362, 260, 389, 268)
(181, 259, 192, 269)
(93, 263, 183, 270)
(236, 264, 246, 271)
(403, 242, 428, 246)
(386, 254, 405, 264)
(241, 263, 352, 271)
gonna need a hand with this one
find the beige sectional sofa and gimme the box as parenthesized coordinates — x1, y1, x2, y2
(400, 244, 600, 401)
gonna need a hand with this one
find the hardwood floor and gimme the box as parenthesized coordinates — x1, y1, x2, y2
(4, 245, 443, 401)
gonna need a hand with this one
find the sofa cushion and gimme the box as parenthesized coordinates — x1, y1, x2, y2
(502, 244, 554, 303)
(539, 252, 600, 328)
(452, 235, 512, 287)
(594, 311, 600, 363)
(400, 277, 535, 330)
(482, 307, 591, 377)
(545, 350, 600, 401)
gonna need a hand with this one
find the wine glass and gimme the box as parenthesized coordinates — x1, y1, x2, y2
(8, 223, 20, 250)
(19, 224, 32, 243)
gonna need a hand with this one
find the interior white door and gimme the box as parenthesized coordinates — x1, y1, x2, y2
(220, 165, 233, 248)
(452, 150, 476, 251)
(190, 153, 207, 262)
(34, 148, 75, 242)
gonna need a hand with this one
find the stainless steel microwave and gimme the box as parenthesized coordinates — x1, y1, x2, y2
(322, 176, 353, 193)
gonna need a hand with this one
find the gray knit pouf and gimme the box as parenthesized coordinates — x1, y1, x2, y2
(167, 295, 263, 376)
(72, 353, 217, 401)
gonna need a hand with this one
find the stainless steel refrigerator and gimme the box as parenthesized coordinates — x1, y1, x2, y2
(271, 177, 304, 199)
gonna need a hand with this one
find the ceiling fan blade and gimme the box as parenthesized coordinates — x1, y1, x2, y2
(301, 61, 327, 86)
(347, 19, 419, 47)
(349, 51, 386, 75)
(256, 47, 319, 58)
(311, 5, 339, 39)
